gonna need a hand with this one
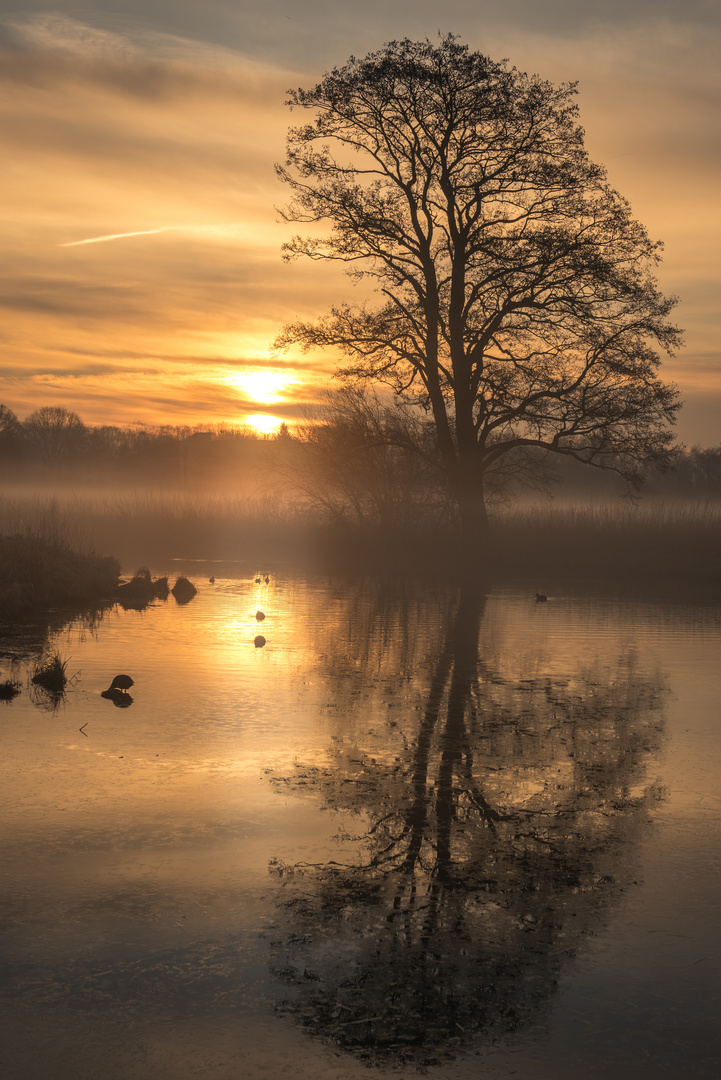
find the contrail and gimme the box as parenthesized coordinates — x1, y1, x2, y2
(59, 226, 181, 248)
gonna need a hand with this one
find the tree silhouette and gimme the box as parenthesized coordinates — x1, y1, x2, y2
(0, 403, 20, 440)
(266, 584, 667, 1067)
(271, 386, 448, 531)
(275, 36, 682, 558)
(23, 406, 86, 465)
(0, 404, 22, 462)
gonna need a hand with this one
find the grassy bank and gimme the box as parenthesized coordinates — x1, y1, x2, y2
(0, 533, 120, 623)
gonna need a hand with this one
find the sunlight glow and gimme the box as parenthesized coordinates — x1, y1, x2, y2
(227, 369, 298, 405)
(246, 414, 284, 435)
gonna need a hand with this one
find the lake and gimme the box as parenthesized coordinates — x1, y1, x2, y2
(1, 569, 720, 1079)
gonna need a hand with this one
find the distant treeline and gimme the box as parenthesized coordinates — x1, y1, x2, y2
(0, 404, 273, 488)
(1, 402, 720, 501)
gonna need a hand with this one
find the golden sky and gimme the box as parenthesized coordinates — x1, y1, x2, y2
(1, 2, 719, 443)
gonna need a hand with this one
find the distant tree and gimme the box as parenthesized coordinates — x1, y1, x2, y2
(686, 446, 721, 494)
(0, 404, 21, 445)
(275, 36, 682, 558)
(274, 421, 295, 443)
(23, 406, 87, 464)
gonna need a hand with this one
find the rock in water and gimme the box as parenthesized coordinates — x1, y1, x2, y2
(172, 576, 197, 603)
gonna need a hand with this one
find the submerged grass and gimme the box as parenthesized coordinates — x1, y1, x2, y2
(0, 678, 21, 700)
(31, 651, 69, 692)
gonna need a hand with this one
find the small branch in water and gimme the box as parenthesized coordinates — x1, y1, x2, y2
(79, 723, 88, 737)
(337, 1016, 385, 1026)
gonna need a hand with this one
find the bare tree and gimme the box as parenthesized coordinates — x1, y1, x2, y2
(272, 386, 448, 531)
(23, 406, 86, 464)
(275, 36, 682, 558)
(0, 404, 21, 445)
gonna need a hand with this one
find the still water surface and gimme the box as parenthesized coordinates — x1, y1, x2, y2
(1, 571, 720, 1079)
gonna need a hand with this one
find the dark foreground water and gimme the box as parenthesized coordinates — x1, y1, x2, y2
(1, 570, 720, 1079)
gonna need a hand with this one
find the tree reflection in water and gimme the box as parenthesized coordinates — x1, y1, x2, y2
(267, 582, 667, 1068)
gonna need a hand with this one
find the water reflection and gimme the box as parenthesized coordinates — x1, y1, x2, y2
(27, 682, 68, 713)
(100, 688, 134, 707)
(267, 582, 666, 1068)
(4, 573, 708, 1079)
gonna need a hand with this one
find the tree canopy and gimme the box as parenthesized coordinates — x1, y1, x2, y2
(275, 36, 683, 551)
(23, 406, 86, 464)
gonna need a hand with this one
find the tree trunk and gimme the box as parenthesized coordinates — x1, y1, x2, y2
(457, 493, 488, 574)
(451, 453, 489, 575)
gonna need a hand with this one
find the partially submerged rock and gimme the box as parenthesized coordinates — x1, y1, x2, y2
(171, 576, 197, 604)
(153, 576, 170, 598)
(116, 568, 170, 607)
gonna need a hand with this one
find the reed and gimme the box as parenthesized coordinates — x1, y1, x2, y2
(489, 499, 721, 586)
(0, 679, 21, 700)
(31, 651, 69, 693)
(0, 488, 718, 586)
(0, 526, 120, 623)
(0, 488, 311, 565)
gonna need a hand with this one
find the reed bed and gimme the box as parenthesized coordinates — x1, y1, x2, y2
(0, 530, 120, 623)
(31, 651, 69, 692)
(0, 489, 718, 588)
(0, 488, 315, 568)
(489, 499, 721, 588)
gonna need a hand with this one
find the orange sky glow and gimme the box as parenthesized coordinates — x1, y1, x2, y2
(1, 3, 719, 444)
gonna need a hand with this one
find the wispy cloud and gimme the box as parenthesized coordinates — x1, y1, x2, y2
(58, 225, 246, 248)
(0, 6, 719, 444)
(60, 227, 182, 248)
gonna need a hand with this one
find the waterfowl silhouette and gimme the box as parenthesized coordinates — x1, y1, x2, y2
(255, 576, 262, 584)
(264, 575, 270, 584)
(254, 635, 266, 648)
(256, 610, 265, 621)
(535, 593, 548, 603)
(107, 674, 134, 692)
(209, 575, 215, 584)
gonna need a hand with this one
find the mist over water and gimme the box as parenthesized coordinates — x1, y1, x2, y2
(1, 573, 719, 1078)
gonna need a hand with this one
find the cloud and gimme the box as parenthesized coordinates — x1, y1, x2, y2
(60, 227, 185, 247)
(0, 6, 718, 441)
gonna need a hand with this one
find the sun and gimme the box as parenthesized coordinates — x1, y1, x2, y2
(227, 369, 297, 405)
(246, 414, 284, 435)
